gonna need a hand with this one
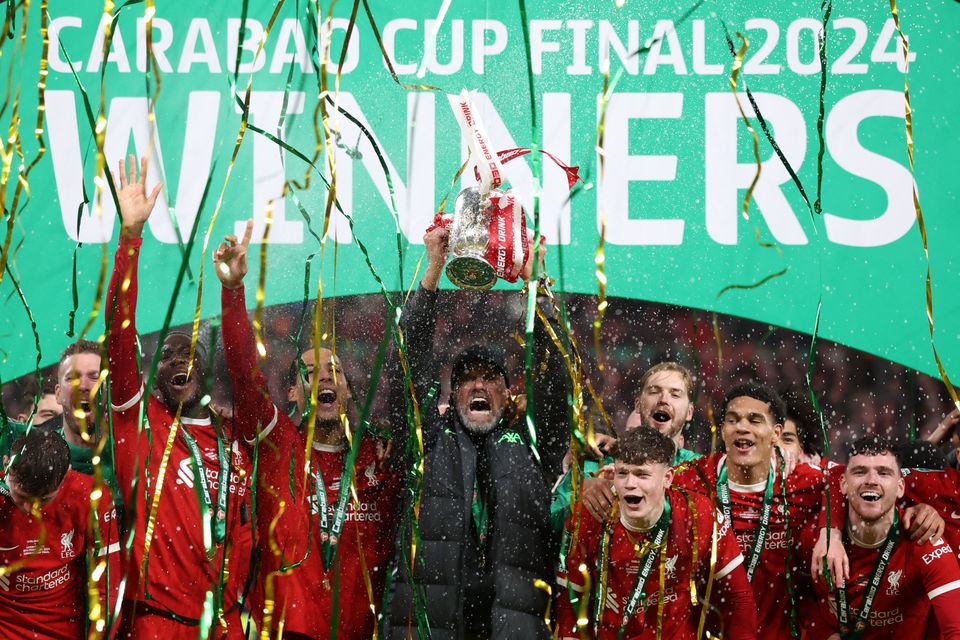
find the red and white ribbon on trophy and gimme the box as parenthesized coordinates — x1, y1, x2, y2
(450, 89, 526, 283)
(442, 90, 582, 283)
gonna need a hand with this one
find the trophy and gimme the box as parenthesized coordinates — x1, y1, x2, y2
(445, 187, 498, 290)
(442, 90, 577, 290)
(443, 186, 530, 291)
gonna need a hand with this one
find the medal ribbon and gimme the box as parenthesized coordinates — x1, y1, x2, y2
(179, 426, 228, 548)
(717, 461, 774, 581)
(594, 497, 672, 638)
(315, 420, 370, 571)
(837, 512, 900, 640)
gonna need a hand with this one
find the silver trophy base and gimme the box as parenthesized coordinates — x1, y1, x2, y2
(446, 256, 497, 291)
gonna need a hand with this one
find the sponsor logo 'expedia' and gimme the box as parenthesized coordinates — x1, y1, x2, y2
(923, 541, 954, 565)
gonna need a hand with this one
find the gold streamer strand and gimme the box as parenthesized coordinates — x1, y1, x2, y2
(0, 0, 30, 288)
(592, 58, 611, 372)
(887, 0, 960, 410)
(254, 202, 275, 358)
(728, 33, 760, 222)
(140, 0, 285, 616)
(696, 514, 720, 637)
(258, 493, 287, 639)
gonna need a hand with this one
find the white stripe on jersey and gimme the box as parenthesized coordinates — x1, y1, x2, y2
(929, 579, 960, 600)
(716, 553, 745, 580)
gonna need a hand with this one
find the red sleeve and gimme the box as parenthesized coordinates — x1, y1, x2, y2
(220, 285, 278, 445)
(905, 468, 958, 504)
(556, 501, 594, 640)
(715, 564, 758, 640)
(816, 463, 846, 532)
(714, 508, 746, 581)
(106, 236, 145, 420)
(671, 455, 716, 498)
(713, 508, 757, 640)
(919, 538, 960, 637)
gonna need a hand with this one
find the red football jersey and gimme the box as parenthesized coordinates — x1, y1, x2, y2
(108, 237, 252, 624)
(815, 465, 960, 557)
(0, 470, 121, 639)
(902, 468, 960, 554)
(805, 526, 960, 639)
(221, 285, 402, 639)
(556, 488, 756, 640)
(673, 453, 826, 639)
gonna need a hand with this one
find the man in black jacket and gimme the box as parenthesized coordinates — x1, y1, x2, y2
(385, 225, 570, 640)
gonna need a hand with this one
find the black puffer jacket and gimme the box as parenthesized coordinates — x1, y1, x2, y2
(385, 287, 569, 640)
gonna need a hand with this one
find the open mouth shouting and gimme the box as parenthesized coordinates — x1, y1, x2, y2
(649, 408, 673, 428)
(622, 494, 643, 508)
(859, 490, 881, 503)
(170, 370, 192, 390)
(316, 388, 337, 408)
(470, 397, 490, 411)
(731, 438, 756, 456)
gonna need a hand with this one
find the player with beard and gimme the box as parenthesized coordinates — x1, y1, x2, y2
(672, 382, 941, 639)
(216, 220, 403, 639)
(804, 436, 960, 639)
(106, 156, 251, 639)
(0, 429, 121, 637)
(383, 226, 570, 640)
(556, 427, 756, 640)
(1, 341, 111, 477)
(553, 362, 700, 530)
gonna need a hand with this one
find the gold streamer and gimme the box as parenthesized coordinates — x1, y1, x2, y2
(575, 561, 592, 635)
(696, 513, 720, 638)
(354, 525, 379, 640)
(0, 0, 30, 289)
(258, 495, 287, 640)
(887, 0, 960, 411)
(139, 410, 187, 581)
(716, 267, 789, 299)
(533, 579, 552, 629)
(592, 59, 612, 372)
(254, 202, 275, 359)
(728, 33, 761, 222)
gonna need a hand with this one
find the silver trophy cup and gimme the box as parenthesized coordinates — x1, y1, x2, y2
(445, 187, 498, 290)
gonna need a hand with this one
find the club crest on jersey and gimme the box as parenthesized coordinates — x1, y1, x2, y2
(886, 569, 902, 595)
(365, 462, 378, 487)
(60, 530, 76, 559)
(665, 554, 678, 579)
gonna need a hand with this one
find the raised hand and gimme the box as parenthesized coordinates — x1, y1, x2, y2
(421, 225, 449, 291)
(114, 154, 162, 239)
(213, 219, 254, 290)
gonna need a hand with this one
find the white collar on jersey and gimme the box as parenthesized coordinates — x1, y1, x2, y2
(312, 442, 347, 453)
(180, 416, 212, 427)
(718, 455, 775, 493)
(620, 513, 659, 533)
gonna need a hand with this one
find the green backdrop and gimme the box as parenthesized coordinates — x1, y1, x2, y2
(1, 0, 958, 382)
